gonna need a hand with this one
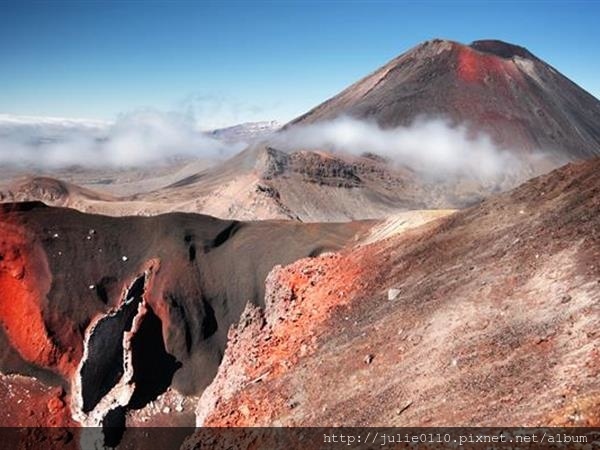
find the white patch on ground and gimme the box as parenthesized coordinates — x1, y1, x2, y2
(362, 210, 456, 245)
(514, 57, 543, 84)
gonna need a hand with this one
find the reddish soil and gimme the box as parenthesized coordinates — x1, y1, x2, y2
(0, 373, 78, 450)
(0, 210, 77, 377)
(456, 44, 518, 84)
(0, 373, 75, 427)
(195, 251, 377, 427)
(187, 159, 600, 440)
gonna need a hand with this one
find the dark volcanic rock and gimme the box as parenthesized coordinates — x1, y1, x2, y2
(0, 204, 372, 409)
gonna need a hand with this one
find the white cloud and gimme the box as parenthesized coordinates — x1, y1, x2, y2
(0, 112, 541, 179)
(0, 110, 245, 168)
(271, 116, 526, 179)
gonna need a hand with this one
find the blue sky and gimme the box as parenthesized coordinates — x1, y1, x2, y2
(1, 0, 599, 128)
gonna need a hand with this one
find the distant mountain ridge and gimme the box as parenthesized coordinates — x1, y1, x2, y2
(209, 121, 281, 143)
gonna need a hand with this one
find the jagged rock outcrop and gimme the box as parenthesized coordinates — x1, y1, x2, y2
(0, 202, 371, 440)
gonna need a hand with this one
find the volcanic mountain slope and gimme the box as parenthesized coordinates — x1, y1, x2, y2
(141, 39, 600, 221)
(6, 39, 599, 221)
(0, 175, 195, 217)
(186, 157, 600, 439)
(289, 39, 600, 159)
(134, 144, 478, 221)
(0, 176, 117, 208)
(0, 143, 515, 221)
(0, 203, 372, 432)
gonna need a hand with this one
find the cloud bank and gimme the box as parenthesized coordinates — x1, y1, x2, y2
(0, 110, 245, 168)
(0, 111, 529, 179)
(271, 116, 523, 179)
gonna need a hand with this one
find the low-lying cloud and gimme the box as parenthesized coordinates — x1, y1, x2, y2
(0, 110, 245, 168)
(0, 111, 529, 178)
(272, 116, 523, 179)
